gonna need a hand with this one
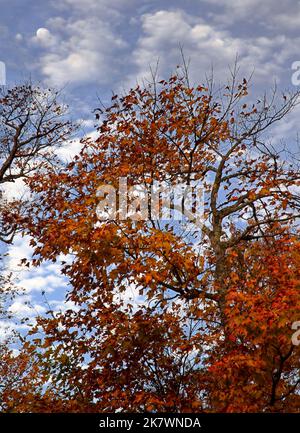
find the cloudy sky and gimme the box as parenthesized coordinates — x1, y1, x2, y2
(1, 0, 300, 335)
(2, 0, 300, 110)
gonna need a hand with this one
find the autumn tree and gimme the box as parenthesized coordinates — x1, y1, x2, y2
(17, 70, 300, 412)
(0, 83, 74, 409)
(0, 82, 73, 313)
(0, 83, 73, 244)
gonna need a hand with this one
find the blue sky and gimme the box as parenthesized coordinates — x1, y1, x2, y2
(1, 0, 300, 336)
(2, 0, 300, 112)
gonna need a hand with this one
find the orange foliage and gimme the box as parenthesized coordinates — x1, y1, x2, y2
(8, 73, 300, 412)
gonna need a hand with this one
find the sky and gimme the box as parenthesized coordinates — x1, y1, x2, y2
(2, 0, 300, 112)
(1, 0, 300, 337)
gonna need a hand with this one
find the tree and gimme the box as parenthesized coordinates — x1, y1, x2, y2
(18, 70, 300, 412)
(0, 83, 74, 410)
(0, 83, 73, 244)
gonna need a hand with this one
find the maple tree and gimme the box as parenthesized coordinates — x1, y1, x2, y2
(9, 70, 300, 412)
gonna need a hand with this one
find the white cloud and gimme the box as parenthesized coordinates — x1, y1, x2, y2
(3, 234, 74, 330)
(5, 235, 69, 294)
(128, 10, 285, 88)
(49, 299, 79, 314)
(9, 299, 46, 317)
(36, 14, 127, 86)
(199, 0, 299, 27)
(32, 27, 57, 48)
(30, 1, 300, 91)
(0, 320, 15, 340)
(2, 178, 29, 201)
(56, 130, 98, 161)
(55, 137, 84, 161)
(0, 320, 30, 341)
(16, 274, 64, 293)
(56, 0, 138, 16)
(5, 235, 33, 274)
